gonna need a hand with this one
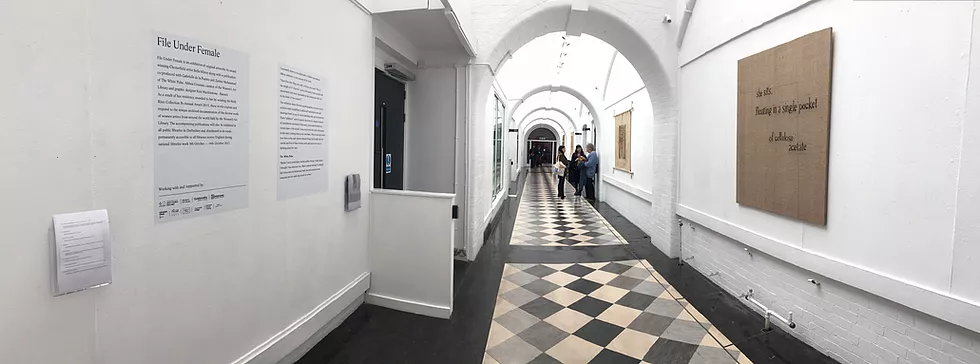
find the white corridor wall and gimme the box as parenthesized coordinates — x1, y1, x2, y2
(678, 0, 980, 363)
(406, 67, 458, 194)
(463, 65, 509, 260)
(0, 0, 374, 363)
(597, 52, 661, 253)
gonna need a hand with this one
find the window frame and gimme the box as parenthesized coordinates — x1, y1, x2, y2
(492, 95, 505, 197)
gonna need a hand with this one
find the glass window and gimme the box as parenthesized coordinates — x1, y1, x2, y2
(492, 95, 504, 196)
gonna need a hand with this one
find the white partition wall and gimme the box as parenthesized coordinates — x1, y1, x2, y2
(368, 189, 455, 318)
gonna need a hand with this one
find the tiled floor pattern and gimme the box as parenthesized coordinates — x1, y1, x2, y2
(487, 168, 751, 364)
(510, 171, 624, 247)
(484, 260, 751, 364)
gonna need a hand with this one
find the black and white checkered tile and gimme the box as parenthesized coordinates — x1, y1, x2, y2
(483, 261, 751, 364)
(511, 170, 624, 247)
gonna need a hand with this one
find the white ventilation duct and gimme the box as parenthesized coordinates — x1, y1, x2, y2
(384, 62, 416, 82)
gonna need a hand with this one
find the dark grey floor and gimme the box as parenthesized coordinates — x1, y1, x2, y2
(295, 169, 838, 364)
(454, 259, 470, 298)
(296, 170, 531, 364)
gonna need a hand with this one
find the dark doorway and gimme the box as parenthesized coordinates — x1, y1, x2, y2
(374, 69, 405, 190)
(526, 127, 557, 168)
(528, 141, 555, 166)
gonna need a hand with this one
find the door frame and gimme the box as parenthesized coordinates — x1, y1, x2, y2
(374, 68, 406, 190)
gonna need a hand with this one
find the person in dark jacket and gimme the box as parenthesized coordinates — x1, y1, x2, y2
(568, 145, 584, 192)
(529, 146, 538, 168)
(556, 145, 571, 199)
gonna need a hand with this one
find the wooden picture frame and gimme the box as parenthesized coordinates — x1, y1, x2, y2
(614, 109, 632, 173)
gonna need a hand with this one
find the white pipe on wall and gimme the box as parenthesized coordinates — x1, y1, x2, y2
(463, 66, 473, 260)
(675, 0, 698, 48)
(742, 289, 796, 329)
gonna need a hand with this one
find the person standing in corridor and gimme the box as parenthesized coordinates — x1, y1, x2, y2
(576, 143, 599, 201)
(556, 146, 570, 199)
(527, 146, 533, 167)
(569, 145, 584, 193)
(529, 146, 537, 168)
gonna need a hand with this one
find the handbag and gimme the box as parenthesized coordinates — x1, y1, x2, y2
(555, 161, 566, 175)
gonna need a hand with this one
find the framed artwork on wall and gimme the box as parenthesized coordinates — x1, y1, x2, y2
(614, 109, 632, 172)
(736, 28, 833, 225)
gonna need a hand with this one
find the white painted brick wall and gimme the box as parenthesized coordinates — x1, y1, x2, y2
(652, 116, 678, 257)
(679, 218, 980, 364)
(602, 182, 654, 229)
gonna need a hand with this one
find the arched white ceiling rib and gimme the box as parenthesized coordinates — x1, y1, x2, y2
(515, 107, 575, 131)
(526, 124, 559, 140)
(602, 49, 646, 108)
(495, 31, 647, 128)
(521, 118, 565, 144)
(511, 92, 582, 126)
(509, 84, 603, 133)
(495, 33, 616, 105)
(601, 51, 619, 101)
(484, 3, 676, 133)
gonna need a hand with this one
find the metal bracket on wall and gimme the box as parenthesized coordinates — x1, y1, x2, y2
(742, 289, 796, 331)
(678, 219, 685, 266)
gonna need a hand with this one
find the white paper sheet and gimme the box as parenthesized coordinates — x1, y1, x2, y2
(278, 65, 329, 200)
(153, 32, 250, 222)
(52, 209, 112, 296)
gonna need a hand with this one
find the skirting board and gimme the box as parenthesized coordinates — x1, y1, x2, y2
(366, 293, 452, 319)
(276, 296, 364, 364)
(231, 272, 371, 364)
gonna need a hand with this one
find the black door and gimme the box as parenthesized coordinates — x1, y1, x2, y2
(374, 69, 405, 190)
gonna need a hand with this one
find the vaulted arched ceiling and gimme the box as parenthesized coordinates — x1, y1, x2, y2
(497, 32, 646, 135)
(496, 33, 616, 103)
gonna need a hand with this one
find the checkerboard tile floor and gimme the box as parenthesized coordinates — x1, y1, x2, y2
(482, 260, 752, 364)
(510, 171, 625, 247)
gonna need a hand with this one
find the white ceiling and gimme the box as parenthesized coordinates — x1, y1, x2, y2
(496, 32, 617, 104)
(376, 9, 466, 53)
